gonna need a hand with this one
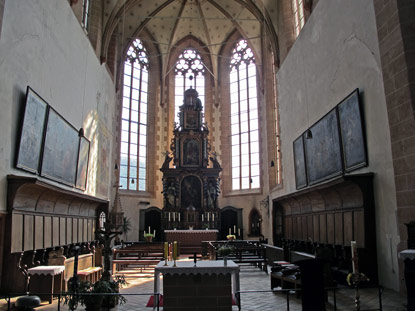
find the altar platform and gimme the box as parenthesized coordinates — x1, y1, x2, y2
(164, 229, 218, 254)
(154, 260, 240, 311)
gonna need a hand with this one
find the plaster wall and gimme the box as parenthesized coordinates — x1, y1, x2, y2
(0, 0, 116, 212)
(273, 0, 399, 290)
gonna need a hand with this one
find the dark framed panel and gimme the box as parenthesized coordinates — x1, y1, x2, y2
(75, 136, 90, 190)
(181, 137, 201, 167)
(184, 110, 198, 129)
(16, 87, 48, 174)
(293, 135, 307, 189)
(304, 109, 343, 185)
(338, 89, 367, 172)
(41, 108, 79, 186)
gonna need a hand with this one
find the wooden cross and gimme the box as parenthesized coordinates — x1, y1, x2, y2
(189, 253, 202, 266)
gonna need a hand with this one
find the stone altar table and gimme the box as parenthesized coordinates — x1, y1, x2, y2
(154, 260, 240, 311)
(164, 229, 218, 254)
(27, 265, 65, 304)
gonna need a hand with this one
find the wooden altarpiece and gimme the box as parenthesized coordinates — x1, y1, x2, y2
(160, 88, 221, 230)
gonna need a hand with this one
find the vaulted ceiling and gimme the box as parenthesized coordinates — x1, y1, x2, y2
(102, 0, 280, 76)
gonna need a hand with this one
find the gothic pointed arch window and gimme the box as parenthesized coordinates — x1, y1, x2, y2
(120, 38, 149, 191)
(230, 39, 260, 190)
(175, 49, 205, 124)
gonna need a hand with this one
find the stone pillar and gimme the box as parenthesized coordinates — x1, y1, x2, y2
(373, 0, 415, 291)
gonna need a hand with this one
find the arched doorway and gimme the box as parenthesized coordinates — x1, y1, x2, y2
(220, 206, 243, 240)
(249, 208, 262, 237)
(140, 207, 162, 241)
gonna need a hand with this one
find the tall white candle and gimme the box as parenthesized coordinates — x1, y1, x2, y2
(168, 212, 171, 222)
(154, 230, 156, 236)
(238, 228, 241, 237)
(173, 213, 175, 221)
(229, 228, 231, 235)
(178, 213, 180, 221)
(234, 225, 236, 234)
(212, 213, 215, 221)
(202, 214, 204, 222)
(148, 226, 151, 233)
(351, 241, 358, 273)
(207, 213, 210, 221)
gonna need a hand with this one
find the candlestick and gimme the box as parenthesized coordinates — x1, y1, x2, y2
(173, 212, 175, 221)
(178, 213, 180, 221)
(154, 230, 156, 237)
(148, 226, 151, 233)
(238, 228, 241, 237)
(234, 225, 236, 234)
(168, 212, 171, 222)
(207, 212, 210, 221)
(351, 241, 358, 273)
(173, 241, 178, 267)
(202, 214, 204, 222)
(164, 242, 168, 265)
(229, 228, 231, 235)
(212, 213, 215, 221)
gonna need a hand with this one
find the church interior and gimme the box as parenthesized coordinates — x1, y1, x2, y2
(0, 0, 414, 309)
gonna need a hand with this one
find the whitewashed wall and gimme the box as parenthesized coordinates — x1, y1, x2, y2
(0, 0, 116, 212)
(273, 0, 399, 290)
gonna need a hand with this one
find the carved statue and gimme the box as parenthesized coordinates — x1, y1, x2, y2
(209, 151, 221, 168)
(162, 151, 172, 168)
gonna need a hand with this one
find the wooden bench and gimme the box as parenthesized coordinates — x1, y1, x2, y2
(112, 243, 164, 275)
(48, 248, 102, 289)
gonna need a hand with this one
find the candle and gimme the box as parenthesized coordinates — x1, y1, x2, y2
(168, 212, 171, 222)
(154, 230, 156, 237)
(148, 226, 151, 233)
(212, 213, 215, 221)
(229, 228, 231, 235)
(173, 241, 178, 260)
(238, 228, 241, 237)
(178, 213, 180, 221)
(173, 212, 175, 221)
(202, 214, 204, 221)
(351, 241, 358, 273)
(164, 242, 168, 259)
(207, 212, 210, 221)
(234, 225, 236, 234)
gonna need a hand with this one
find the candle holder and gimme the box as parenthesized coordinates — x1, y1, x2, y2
(173, 259, 177, 267)
(346, 273, 370, 311)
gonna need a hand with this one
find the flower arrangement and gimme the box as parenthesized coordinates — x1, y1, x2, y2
(217, 245, 235, 257)
(144, 233, 155, 238)
(227, 234, 236, 241)
(346, 272, 369, 286)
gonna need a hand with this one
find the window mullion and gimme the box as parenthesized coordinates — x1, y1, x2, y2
(127, 62, 134, 190)
(246, 65, 252, 189)
(237, 67, 243, 190)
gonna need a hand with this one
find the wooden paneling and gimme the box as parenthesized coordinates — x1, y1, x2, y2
(67, 218, 72, 244)
(313, 215, 319, 242)
(327, 213, 334, 244)
(11, 214, 23, 253)
(343, 212, 353, 246)
(35, 216, 43, 249)
(307, 216, 313, 240)
(335, 213, 343, 245)
(297, 217, 302, 240)
(83, 219, 88, 241)
(73, 218, 78, 243)
(60, 217, 66, 245)
(319, 214, 327, 244)
(53, 217, 59, 247)
(354, 210, 365, 247)
(23, 215, 34, 251)
(44, 216, 52, 248)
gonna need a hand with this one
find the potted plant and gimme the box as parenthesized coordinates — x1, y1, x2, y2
(64, 276, 127, 311)
(144, 232, 154, 242)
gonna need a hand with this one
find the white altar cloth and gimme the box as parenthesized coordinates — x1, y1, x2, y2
(28, 265, 65, 276)
(399, 250, 415, 260)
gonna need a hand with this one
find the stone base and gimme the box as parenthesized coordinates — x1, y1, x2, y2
(163, 274, 232, 311)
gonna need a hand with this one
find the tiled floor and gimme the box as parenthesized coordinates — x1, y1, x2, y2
(1, 261, 407, 311)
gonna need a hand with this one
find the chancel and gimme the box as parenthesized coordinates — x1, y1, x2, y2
(0, 0, 414, 310)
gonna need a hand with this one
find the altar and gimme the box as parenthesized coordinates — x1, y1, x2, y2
(165, 229, 218, 246)
(154, 260, 240, 311)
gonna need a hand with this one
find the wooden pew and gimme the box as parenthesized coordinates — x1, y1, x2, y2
(112, 243, 164, 275)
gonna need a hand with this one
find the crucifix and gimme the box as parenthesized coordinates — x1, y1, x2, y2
(188, 253, 202, 266)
